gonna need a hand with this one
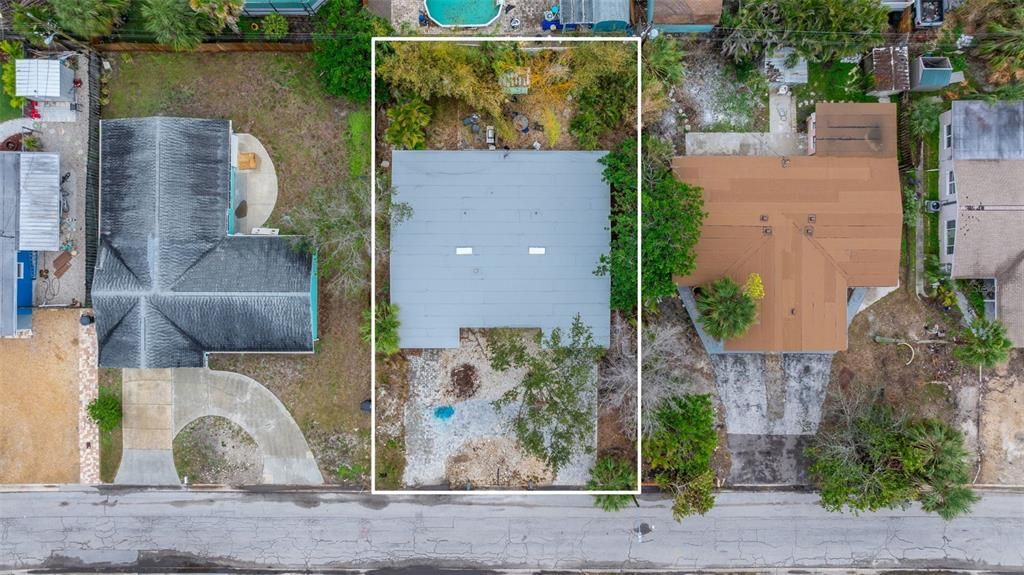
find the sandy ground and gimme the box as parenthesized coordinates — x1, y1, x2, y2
(0, 310, 81, 483)
(173, 416, 263, 486)
(979, 351, 1024, 484)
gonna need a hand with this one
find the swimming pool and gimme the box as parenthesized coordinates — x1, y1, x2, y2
(424, 0, 503, 27)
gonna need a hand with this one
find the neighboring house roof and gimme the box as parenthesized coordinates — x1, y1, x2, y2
(812, 102, 898, 157)
(867, 46, 910, 93)
(948, 153, 1024, 347)
(92, 117, 314, 368)
(559, 0, 629, 25)
(390, 150, 611, 349)
(0, 152, 60, 337)
(652, 0, 722, 25)
(673, 105, 902, 352)
(951, 100, 1024, 161)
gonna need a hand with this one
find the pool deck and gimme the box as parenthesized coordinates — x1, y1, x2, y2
(391, 0, 554, 34)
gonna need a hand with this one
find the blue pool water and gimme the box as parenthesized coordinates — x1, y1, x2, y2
(425, 0, 501, 26)
(434, 405, 455, 420)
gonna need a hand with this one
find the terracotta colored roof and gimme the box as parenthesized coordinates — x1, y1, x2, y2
(950, 159, 1024, 346)
(812, 102, 898, 157)
(673, 153, 902, 352)
(652, 0, 722, 25)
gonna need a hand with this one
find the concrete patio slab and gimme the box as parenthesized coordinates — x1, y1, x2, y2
(117, 369, 178, 485)
(769, 90, 797, 133)
(685, 132, 807, 156)
(234, 133, 278, 234)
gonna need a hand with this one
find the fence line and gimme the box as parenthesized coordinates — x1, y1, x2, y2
(95, 42, 314, 53)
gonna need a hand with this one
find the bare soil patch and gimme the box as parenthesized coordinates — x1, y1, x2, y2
(448, 363, 480, 400)
(0, 310, 81, 483)
(173, 416, 262, 485)
(979, 351, 1024, 484)
(446, 437, 552, 488)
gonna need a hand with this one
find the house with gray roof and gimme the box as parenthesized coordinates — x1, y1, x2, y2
(0, 152, 60, 337)
(938, 100, 1024, 346)
(92, 117, 317, 368)
(389, 150, 611, 349)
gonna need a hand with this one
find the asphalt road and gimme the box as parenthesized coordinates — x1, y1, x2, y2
(0, 488, 1022, 571)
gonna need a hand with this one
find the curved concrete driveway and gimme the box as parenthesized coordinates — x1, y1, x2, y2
(173, 368, 323, 485)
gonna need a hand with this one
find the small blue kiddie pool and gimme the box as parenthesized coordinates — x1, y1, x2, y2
(424, 0, 502, 27)
(434, 405, 456, 420)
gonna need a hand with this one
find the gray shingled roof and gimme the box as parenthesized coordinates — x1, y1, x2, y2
(952, 100, 1024, 161)
(92, 117, 314, 368)
(390, 150, 611, 349)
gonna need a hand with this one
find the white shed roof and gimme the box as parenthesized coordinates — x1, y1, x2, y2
(15, 59, 66, 99)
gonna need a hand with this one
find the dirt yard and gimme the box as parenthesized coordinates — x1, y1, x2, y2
(425, 97, 579, 151)
(673, 40, 769, 135)
(0, 310, 81, 483)
(979, 351, 1024, 484)
(173, 416, 263, 485)
(107, 53, 371, 487)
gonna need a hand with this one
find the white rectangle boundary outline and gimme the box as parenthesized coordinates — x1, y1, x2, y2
(371, 35, 642, 495)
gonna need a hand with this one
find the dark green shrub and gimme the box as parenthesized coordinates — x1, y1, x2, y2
(312, 0, 391, 102)
(587, 454, 636, 511)
(88, 387, 123, 433)
(695, 277, 757, 341)
(262, 13, 289, 40)
(361, 302, 401, 356)
(644, 394, 718, 521)
(52, 0, 131, 38)
(595, 138, 638, 311)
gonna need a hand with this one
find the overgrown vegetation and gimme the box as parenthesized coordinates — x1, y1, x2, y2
(385, 98, 432, 150)
(596, 138, 638, 311)
(0, 41, 26, 111)
(808, 387, 978, 520)
(587, 454, 636, 512)
(52, 0, 130, 38)
(722, 0, 888, 62)
(568, 42, 638, 149)
(313, 0, 391, 102)
(362, 302, 401, 356)
(642, 138, 705, 308)
(261, 13, 289, 40)
(141, 0, 213, 51)
(88, 386, 123, 434)
(489, 315, 603, 475)
(947, 0, 1024, 85)
(641, 36, 684, 126)
(695, 277, 758, 341)
(644, 394, 718, 521)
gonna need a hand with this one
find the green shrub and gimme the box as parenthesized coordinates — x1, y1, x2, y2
(52, 0, 131, 38)
(568, 42, 637, 149)
(0, 41, 25, 111)
(489, 315, 603, 474)
(902, 187, 920, 227)
(141, 0, 209, 51)
(644, 394, 718, 521)
(954, 317, 1012, 369)
(261, 13, 289, 40)
(11, 3, 56, 46)
(385, 98, 432, 150)
(88, 387, 123, 433)
(595, 138, 638, 311)
(361, 302, 401, 356)
(695, 277, 758, 341)
(313, 0, 391, 102)
(587, 454, 636, 512)
(808, 393, 978, 520)
(345, 109, 371, 177)
(336, 463, 367, 482)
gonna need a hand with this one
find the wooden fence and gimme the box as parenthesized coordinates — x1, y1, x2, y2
(95, 41, 313, 53)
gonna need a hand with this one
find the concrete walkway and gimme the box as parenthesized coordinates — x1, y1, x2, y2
(115, 368, 322, 486)
(173, 369, 322, 485)
(233, 133, 278, 234)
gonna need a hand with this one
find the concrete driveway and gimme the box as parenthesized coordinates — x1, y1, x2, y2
(115, 368, 321, 485)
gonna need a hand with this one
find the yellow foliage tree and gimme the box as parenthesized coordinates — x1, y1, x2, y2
(743, 273, 765, 301)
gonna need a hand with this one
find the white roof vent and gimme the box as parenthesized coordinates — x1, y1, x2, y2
(528, 247, 546, 255)
(455, 247, 473, 255)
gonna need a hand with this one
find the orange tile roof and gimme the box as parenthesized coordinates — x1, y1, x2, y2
(673, 153, 902, 352)
(812, 102, 899, 157)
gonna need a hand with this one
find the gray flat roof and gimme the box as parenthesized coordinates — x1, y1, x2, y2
(390, 150, 611, 349)
(0, 154, 15, 337)
(952, 100, 1024, 161)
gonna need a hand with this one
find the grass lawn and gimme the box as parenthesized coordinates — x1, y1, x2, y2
(0, 96, 22, 122)
(98, 368, 123, 483)
(106, 52, 371, 486)
(794, 62, 873, 125)
(924, 123, 941, 260)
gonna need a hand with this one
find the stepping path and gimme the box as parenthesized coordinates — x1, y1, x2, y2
(115, 368, 322, 486)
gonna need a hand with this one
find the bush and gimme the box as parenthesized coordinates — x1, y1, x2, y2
(88, 388, 123, 433)
(902, 186, 921, 227)
(361, 302, 401, 356)
(587, 454, 636, 512)
(568, 42, 637, 149)
(52, 0, 131, 38)
(954, 317, 1012, 369)
(695, 277, 758, 341)
(642, 138, 705, 308)
(0, 41, 26, 110)
(385, 98, 432, 150)
(489, 315, 603, 474)
(645, 394, 718, 521)
(313, 0, 391, 102)
(262, 13, 289, 40)
(189, 0, 244, 33)
(595, 138, 638, 311)
(141, 0, 210, 51)
(807, 389, 978, 520)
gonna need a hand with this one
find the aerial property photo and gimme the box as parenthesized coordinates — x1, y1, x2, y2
(371, 39, 640, 492)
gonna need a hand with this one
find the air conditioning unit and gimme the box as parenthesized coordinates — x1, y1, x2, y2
(926, 200, 941, 213)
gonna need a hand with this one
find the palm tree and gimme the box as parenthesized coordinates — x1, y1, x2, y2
(979, 6, 1024, 74)
(52, 0, 131, 39)
(953, 317, 1012, 369)
(142, 0, 209, 51)
(695, 277, 758, 341)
